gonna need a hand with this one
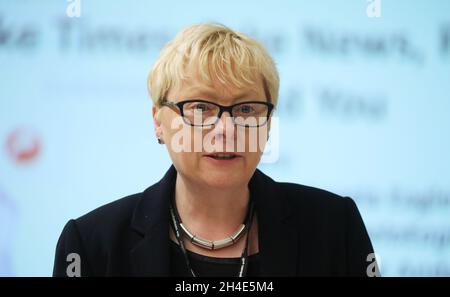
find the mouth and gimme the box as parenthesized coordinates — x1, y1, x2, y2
(204, 153, 242, 160)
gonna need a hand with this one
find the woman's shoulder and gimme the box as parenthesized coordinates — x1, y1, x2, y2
(282, 182, 358, 220)
(278, 180, 349, 206)
(256, 169, 354, 212)
(278, 181, 359, 219)
(254, 169, 363, 229)
(62, 191, 145, 247)
(74, 192, 142, 227)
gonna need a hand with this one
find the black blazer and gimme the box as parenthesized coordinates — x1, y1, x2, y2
(53, 165, 376, 277)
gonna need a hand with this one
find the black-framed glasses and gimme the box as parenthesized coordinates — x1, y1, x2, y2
(161, 99, 274, 127)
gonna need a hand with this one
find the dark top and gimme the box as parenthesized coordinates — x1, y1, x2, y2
(53, 165, 377, 276)
(169, 240, 260, 277)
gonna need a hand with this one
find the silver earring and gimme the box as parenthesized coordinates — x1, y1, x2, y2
(157, 138, 163, 144)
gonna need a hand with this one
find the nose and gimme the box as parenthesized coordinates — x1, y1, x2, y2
(214, 110, 235, 128)
(210, 110, 236, 142)
(218, 110, 232, 122)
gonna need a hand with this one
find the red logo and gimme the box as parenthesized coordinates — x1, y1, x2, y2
(5, 127, 42, 164)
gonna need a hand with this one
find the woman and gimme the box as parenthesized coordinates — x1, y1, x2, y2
(53, 23, 378, 277)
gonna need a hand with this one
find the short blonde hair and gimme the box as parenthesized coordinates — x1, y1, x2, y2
(147, 23, 279, 107)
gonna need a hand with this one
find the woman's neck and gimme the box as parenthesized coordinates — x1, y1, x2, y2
(174, 174, 250, 241)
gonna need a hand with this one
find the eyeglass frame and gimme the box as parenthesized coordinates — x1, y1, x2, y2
(160, 99, 274, 127)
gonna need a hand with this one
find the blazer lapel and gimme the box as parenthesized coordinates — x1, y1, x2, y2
(250, 169, 299, 276)
(129, 166, 177, 276)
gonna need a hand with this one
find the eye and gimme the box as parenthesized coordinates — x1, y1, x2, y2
(237, 105, 255, 114)
(191, 103, 210, 112)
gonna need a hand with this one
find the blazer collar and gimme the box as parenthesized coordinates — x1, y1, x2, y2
(130, 165, 298, 276)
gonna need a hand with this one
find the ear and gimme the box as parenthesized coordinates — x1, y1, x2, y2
(152, 105, 164, 143)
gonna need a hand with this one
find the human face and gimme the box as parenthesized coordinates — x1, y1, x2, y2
(153, 70, 271, 189)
